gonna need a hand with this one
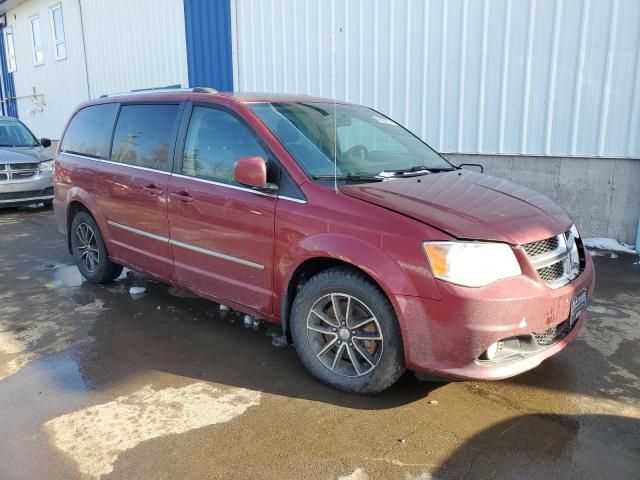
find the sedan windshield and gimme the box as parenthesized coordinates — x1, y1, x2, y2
(0, 120, 39, 147)
(249, 102, 453, 181)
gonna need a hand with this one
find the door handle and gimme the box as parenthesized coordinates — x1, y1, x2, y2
(143, 184, 164, 196)
(170, 191, 194, 203)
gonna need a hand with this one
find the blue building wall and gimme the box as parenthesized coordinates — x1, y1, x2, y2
(0, 24, 18, 118)
(183, 0, 234, 91)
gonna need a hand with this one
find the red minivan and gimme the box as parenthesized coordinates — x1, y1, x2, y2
(53, 88, 595, 393)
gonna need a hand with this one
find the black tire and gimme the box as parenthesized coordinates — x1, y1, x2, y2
(70, 211, 122, 283)
(290, 267, 405, 394)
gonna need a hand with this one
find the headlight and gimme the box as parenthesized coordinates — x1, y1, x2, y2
(423, 241, 522, 287)
(39, 160, 54, 172)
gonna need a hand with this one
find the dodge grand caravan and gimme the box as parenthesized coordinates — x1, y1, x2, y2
(0, 116, 54, 207)
(53, 88, 595, 393)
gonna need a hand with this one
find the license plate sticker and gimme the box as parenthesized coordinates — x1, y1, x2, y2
(570, 288, 588, 326)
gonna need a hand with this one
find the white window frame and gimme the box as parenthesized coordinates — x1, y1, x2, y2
(49, 3, 66, 61)
(30, 14, 44, 66)
(4, 26, 17, 73)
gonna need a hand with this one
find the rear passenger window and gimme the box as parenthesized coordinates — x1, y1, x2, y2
(111, 104, 179, 171)
(61, 103, 118, 158)
(182, 106, 269, 184)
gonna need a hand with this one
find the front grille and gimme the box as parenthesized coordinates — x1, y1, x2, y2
(0, 163, 39, 181)
(537, 262, 565, 283)
(0, 187, 53, 201)
(523, 230, 584, 289)
(9, 162, 38, 170)
(523, 237, 559, 257)
(533, 318, 573, 346)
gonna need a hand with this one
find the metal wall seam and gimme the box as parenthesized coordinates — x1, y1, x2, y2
(570, 0, 590, 156)
(544, 0, 563, 156)
(597, 0, 619, 157)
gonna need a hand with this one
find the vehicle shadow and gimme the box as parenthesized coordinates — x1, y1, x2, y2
(429, 414, 640, 479)
(69, 274, 442, 409)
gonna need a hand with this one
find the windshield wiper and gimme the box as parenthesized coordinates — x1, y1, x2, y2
(380, 165, 458, 176)
(378, 165, 431, 176)
(313, 173, 383, 182)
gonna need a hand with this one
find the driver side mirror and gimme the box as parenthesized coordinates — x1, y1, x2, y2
(233, 156, 278, 193)
(41, 138, 52, 148)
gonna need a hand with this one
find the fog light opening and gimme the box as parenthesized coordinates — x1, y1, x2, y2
(482, 341, 503, 361)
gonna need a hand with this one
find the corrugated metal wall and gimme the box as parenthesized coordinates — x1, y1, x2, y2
(233, 0, 640, 159)
(6, 0, 189, 138)
(5, 0, 90, 139)
(80, 0, 188, 98)
(184, 0, 234, 90)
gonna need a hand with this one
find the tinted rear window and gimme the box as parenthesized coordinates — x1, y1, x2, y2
(111, 104, 179, 171)
(61, 103, 118, 158)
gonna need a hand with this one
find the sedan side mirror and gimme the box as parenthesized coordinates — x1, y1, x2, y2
(234, 156, 278, 193)
(41, 138, 52, 148)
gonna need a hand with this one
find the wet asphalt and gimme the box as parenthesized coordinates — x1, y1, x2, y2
(0, 206, 638, 480)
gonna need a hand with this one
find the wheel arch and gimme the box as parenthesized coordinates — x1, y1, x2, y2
(277, 234, 417, 345)
(63, 188, 106, 254)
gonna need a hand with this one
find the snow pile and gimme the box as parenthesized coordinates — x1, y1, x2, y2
(584, 238, 638, 255)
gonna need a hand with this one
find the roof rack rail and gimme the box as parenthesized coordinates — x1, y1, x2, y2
(99, 86, 218, 98)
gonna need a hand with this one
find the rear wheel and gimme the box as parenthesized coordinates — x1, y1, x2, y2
(290, 267, 405, 394)
(70, 211, 122, 283)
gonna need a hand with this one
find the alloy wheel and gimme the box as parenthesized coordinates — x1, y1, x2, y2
(75, 222, 100, 273)
(306, 293, 383, 377)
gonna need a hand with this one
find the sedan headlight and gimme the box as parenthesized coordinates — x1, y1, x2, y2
(39, 160, 54, 172)
(423, 241, 522, 287)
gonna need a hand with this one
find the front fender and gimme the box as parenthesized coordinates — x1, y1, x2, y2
(277, 233, 420, 299)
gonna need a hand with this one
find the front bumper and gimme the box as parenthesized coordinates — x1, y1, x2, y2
(0, 171, 53, 206)
(396, 251, 596, 380)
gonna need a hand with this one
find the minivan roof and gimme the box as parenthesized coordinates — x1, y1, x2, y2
(83, 89, 351, 108)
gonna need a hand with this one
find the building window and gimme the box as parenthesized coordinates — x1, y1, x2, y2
(49, 4, 66, 60)
(4, 27, 16, 72)
(30, 15, 44, 65)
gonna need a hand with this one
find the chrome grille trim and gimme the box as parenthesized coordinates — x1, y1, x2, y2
(0, 163, 39, 181)
(524, 230, 582, 289)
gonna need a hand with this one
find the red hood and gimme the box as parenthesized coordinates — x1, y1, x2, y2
(341, 171, 572, 245)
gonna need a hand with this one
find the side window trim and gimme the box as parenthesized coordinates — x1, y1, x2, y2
(174, 101, 305, 201)
(108, 101, 186, 173)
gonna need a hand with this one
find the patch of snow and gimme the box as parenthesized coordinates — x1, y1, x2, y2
(129, 286, 146, 296)
(44, 383, 261, 478)
(587, 305, 619, 315)
(74, 299, 106, 314)
(584, 237, 637, 255)
(338, 468, 368, 480)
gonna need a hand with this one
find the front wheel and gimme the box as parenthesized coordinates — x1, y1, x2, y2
(290, 267, 405, 394)
(70, 211, 122, 283)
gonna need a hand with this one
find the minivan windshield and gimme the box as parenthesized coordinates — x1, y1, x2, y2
(250, 102, 453, 181)
(0, 120, 39, 147)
